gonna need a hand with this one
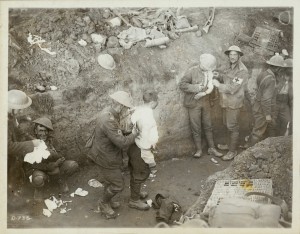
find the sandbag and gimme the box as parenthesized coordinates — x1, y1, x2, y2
(209, 198, 281, 228)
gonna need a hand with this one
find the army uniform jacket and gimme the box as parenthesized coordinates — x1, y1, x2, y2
(179, 65, 213, 108)
(218, 61, 249, 109)
(8, 114, 34, 159)
(88, 107, 136, 169)
(255, 69, 276, 117)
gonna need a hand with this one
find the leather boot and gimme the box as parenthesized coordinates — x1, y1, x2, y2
(98, 188, 117, 219)
(193, 150, 203, 158)
(242, 135, 260, 149)
(129, 199, 150, 210)
(208, 148, 223, 157)
(222, 151, 237, 161)
(110, 201, 120, 209)
(229, 132, 239, 152)
(193, 139, 202, 158)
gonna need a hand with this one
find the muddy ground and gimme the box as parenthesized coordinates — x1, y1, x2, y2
(8, 153, 231, 228)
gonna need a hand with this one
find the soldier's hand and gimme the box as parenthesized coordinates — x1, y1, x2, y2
(32, 139, 43, 147)
(47, 162, 58, 171)
(194, 92, 206, 100)
(266, 115, 272, 123)
(132, 124, 139, 136)
(55, 157, 65, 166)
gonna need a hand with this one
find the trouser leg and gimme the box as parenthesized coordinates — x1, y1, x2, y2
(202, 103, 214, 148)
(250, 102, 267, 144)
(127, 144, 150, 200)
(188, 106, 203, 151)
(226, 108, 241, 152)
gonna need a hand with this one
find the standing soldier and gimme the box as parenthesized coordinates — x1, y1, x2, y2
(87, 91, 139, 219)
(275, 58, 293, 136)
(7, 90, 42, 208)
(212, 45, 249, 160)
(179, 53, 222, 158)
(243, 53, 284, 148)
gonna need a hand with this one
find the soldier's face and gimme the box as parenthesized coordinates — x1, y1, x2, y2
(35, 125, 49, 141)
(229, 51, 239, 64)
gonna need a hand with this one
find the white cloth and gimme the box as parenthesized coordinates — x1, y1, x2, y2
(131, 106, 159, 165)
(24, 141, 50, 164)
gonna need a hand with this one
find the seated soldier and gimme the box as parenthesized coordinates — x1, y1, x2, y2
(23, 117, 78, 202)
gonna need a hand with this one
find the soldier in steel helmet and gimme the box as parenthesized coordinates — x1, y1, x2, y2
(274, 58, 293, 136)
(86, 91, 140, 219)
(7, 89, 43, 209)
(243, 53, 284, 148)
(22, 117, 79, 204)
(179, 53, 223, 159)
(212, 45, 249, 161)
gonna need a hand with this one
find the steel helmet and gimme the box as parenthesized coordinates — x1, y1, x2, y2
(8, 89, 32, 110)
(97, 54, 116, 70)
(224, 45, 244, 56)
(109, 91, 133, 108)
(199, 54, 217, 71)
(266, 53, 284, 67)
(33, 117, 54, 131)
(283, 58, 293, 68)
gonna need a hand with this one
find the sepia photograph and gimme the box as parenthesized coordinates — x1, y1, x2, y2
(1, 0, 299, 233)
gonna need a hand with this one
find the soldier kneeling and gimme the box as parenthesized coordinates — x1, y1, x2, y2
(23, 117, 78, 204)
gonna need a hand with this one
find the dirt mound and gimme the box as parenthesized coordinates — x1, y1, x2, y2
(185, 135, 293, 216)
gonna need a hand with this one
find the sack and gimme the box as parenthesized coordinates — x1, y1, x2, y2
(208, 197, 281, 228)
(85, 129, 95, 148)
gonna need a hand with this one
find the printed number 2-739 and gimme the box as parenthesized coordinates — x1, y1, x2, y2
(10, 215, 32, 221)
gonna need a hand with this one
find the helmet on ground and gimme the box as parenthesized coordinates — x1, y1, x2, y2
(8, 89, 32, 110)
(33, 117, 54, 131)
(224, 45, 244, 56)
(97, 54, 116, 70)
(283, 58, 293, 68)
(266, 53, 284, 67)
(199, 54, 217, 71)
(109, 91, 133, 108)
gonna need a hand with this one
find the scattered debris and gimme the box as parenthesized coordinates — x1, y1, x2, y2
(146, 199, 153, 207)
(172, 158, 180, 161)
(44, 198, 58, 212)
(50, 85, 58, 91)
(88, 179, 104, 188)
(144, 37, 170, 48)
(210, 158, 218, 164)
(106, 36, 120, 48)
(43, 209, 52, 217)
(27, 33, 56, 55)
(91, 33, 106, 45)
(202, 7, 215, 33)
(108, 17, 122, 27)
(35, 85, 46, 92)
(72, 188, 89, 197)
(175, 25, 198, 33)
(78, 39, 87, 47)
(60, 207, 72, 214)
(175, 16, 191, 29)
